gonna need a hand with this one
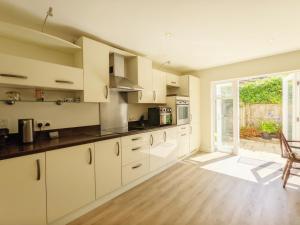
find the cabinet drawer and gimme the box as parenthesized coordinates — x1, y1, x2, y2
(121, 133, 150, 165)
(122, 158, 149, 185)
(178, 125, 190, 134)
(0, 53, 83, 90)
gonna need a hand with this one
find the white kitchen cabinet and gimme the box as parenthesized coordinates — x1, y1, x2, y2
(149, 128, 178, 171)
(76, 37, 110, 102)
(127, 56, 153, 103)
(95, 138, 121, 199)
(166, 72, 180, 87)
(178, 125, 190, 157)
(0, 153, 46, 225)
(121, 133, 150, 165)
(180, 75, 201, 152)
(0, 53, 83, 90)
(153, 69, 166, 103)
(46, 143, 95, 223)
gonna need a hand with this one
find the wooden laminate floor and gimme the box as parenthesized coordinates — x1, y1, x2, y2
(69, 152, 300, 225)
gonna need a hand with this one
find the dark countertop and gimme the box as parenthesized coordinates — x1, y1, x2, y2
(0, 124, 177, 160)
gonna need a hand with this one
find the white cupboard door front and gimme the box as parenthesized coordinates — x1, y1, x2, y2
(166, 72, 180, 87)
(95, 138, 122, 199)
(77, 37, 110, 102)
(46, 144, 95, 223)
(0, 153, 46, 225)
(153, 69, 166, 103)
(149, 130, 165, 171)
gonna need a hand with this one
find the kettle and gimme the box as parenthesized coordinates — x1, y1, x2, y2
(18, 119, 35, 144)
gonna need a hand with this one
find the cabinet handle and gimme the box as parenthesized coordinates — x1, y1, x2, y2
(171, 81, 176, 84)
(36, 159, 41, 181)
(132, 147, 141, 151)
(132, 163, 142, 169)
(55, 79, 74, 84)
(139, 91, 143, 101)
(181, 133, 186, 136)
(116, 142, 120, 156)
(132, 137, 142, 141)
(88, 148, 92, 164)
(153, 91, 156, 101)
(0, 73, 27, 79)
(150, 134, 154, 146)
(105, 85, 109, 99)
(164, 131, 167, 142)
(181, 127, 186, 129)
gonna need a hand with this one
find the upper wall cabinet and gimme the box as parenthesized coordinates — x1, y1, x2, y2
(75, 37, 110, 102)
(127, 56, 153, 103)
(166, 72, 180, 87)
(152, 69, 166, 103)
(0, 21, 84, 91)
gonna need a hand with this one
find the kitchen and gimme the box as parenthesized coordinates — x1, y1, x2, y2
(0, 20, 200, 225)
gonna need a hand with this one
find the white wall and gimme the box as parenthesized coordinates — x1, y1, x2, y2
(192, 50, 300, 152)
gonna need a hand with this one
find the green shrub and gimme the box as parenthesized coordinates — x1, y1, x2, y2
(240, 77, 282, 104)
(259, 120, 280, 134)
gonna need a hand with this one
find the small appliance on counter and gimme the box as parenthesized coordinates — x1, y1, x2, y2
(148, 106, 172, 126)
(18, 119, 35, 144)
(0, 128, 9, 146)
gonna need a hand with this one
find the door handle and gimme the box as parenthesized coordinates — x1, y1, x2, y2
(0, 74, 28, 79)
(150, 134, 154, 146)
(88, 148, 92, 165)
(116, 142, 120, 156)
(55, 79, 74, 84)
(105, 85, 109, 99)
(36, 159, 41, 181)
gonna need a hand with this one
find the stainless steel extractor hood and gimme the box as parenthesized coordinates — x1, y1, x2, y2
(109, 53, 143, 92)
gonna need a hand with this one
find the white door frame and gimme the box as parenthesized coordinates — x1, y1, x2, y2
(211, 79, 239, 154)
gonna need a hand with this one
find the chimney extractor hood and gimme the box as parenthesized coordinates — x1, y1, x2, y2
(109, 53, 143, 92)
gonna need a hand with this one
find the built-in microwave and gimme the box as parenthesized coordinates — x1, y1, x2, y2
(166, 96, 190, 125)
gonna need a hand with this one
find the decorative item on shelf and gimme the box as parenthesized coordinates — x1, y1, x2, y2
(5, 91, 21, 105)
(55, 97, 81, 105)
(35, 88, 45, 101)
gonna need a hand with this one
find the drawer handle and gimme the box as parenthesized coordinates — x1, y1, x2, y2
(132, 147, 141, 151)
(132, 137, 142, 141)
(181, 133, 186, 136)
(132, 163, 142, 169)
(139, 91, 143, 101)
(116, 142, 120, 156)
(0, 73, 27, 79)
(171, 81, 176, 84)
(88, 148, 92, 165)
(181, 127, 186, 129)
(55, 79, 74, 84)
(36, 159, 41, 181)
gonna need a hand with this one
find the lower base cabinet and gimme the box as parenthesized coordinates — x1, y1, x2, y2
(178, 125, 190, 157)
(95, 138, 122, 199)
(122, 157, 149, 185)
(0, 153, 47, 225)
(46, 144, 95, 223)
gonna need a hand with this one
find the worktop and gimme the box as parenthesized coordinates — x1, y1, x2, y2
(0, 124, 177, 160)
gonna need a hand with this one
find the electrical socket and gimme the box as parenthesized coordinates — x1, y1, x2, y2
(0, 119, 8, 128)
(35, 121, 51, 129)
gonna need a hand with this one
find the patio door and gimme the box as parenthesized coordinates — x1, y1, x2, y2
(212, 81, 239, 154)
(282, 73, 300, 140)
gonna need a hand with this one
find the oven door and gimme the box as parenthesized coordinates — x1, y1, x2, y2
(176, 104, 190, 125)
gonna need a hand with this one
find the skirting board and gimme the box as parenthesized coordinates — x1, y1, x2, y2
(49, 159, 180, 225)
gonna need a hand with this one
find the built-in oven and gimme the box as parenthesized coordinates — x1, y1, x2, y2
(176, 99, 190, 125)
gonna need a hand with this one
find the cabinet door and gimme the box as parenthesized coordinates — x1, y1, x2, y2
(95, 139, 121, 199)
(77, 37, 110, 102)
(149, 130, 166, 171)
(166, 72, 180, 87)
(189, 75, 201, 151)
(153, 69, 166, 103)
(164, 127, 179, 162)
(46, 144, 95, 223)
(178, 130, 190, 158)
(0, 153, 46, 225)
(128, 57, 153, 103)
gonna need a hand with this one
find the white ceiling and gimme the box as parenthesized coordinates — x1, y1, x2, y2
(0, 0, 300, 72)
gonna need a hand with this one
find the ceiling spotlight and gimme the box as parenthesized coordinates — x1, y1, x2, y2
(165, 32, 173, 39)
